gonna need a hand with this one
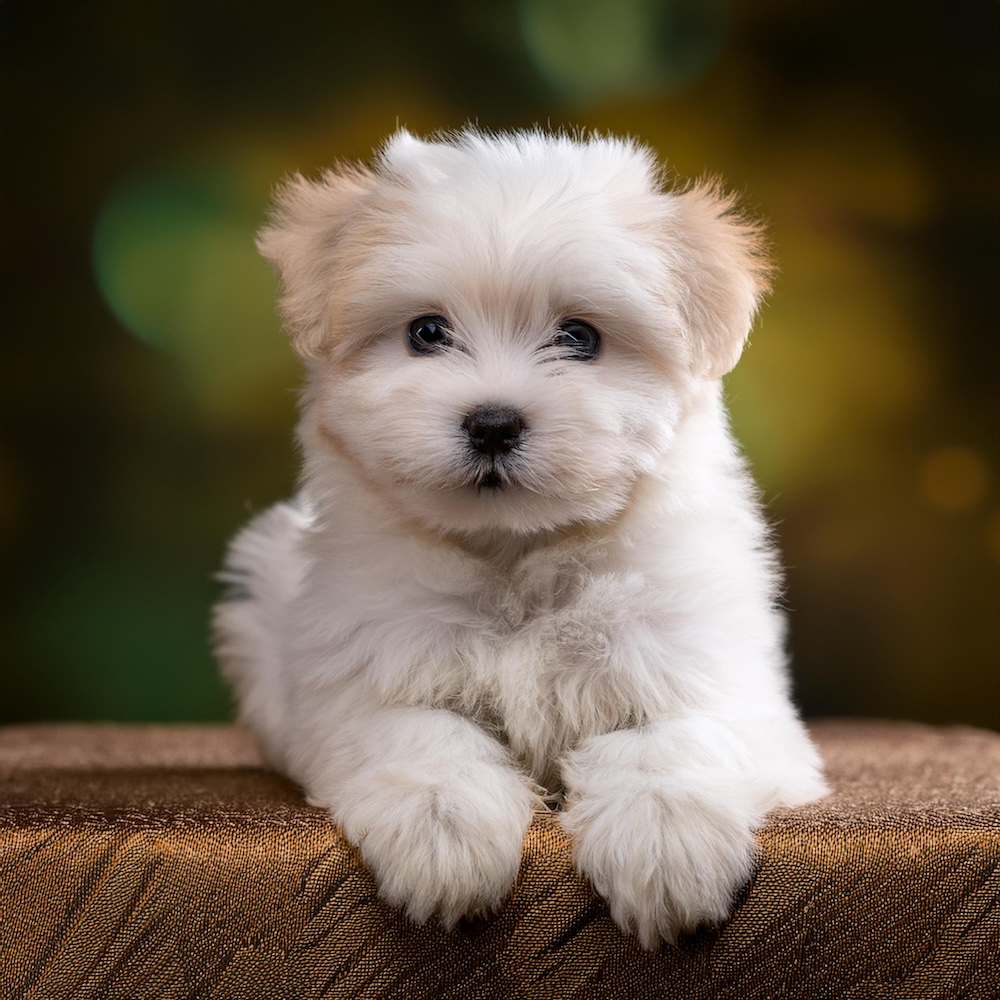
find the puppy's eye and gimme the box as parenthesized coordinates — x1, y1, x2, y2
(407, 315, 453, 355)
(545, 319, 601, 361)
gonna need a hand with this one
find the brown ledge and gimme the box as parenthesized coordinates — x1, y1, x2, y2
(2, 720, 998, 999)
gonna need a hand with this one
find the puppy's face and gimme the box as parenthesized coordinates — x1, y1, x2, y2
(260, 131, 768, 536)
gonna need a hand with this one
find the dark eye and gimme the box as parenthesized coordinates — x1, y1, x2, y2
(545, 319, 601, 361)
(407, 314, 453, 355)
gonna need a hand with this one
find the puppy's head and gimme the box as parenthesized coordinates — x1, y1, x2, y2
(259, 129, 769, 536)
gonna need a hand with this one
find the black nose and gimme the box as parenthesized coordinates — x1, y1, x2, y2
(463, 406, 526, 457)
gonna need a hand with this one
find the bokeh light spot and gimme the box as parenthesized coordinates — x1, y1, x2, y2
(920, 446, 990, 512)
(93, 161, 295, 422)
(518, 0, 724, 102)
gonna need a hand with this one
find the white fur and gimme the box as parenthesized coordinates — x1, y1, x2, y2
(214, 128, 828, 948)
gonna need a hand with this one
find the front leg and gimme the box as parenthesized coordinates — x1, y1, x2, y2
(298, 697, 541, 926)
(560, 715, 806, 948)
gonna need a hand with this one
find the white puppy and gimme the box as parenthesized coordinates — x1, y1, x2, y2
(214, 128, 827, 948)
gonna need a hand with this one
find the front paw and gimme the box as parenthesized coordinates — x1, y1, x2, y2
(563, 784, 758, 948)
(334, 766, 536, 926)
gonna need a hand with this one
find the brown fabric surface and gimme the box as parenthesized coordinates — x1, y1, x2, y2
(1, 720, 998, 999)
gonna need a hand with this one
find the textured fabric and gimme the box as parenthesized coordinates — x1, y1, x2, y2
(1, 720, 998, 999)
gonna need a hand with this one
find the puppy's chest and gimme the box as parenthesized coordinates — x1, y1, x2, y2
(484, 561, 579, 630)
(474, 558, 599, 650)
(445, 562, 657, 771)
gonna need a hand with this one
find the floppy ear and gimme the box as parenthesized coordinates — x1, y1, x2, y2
(667, 182, 772, 380)
(256, 165, 375, 358)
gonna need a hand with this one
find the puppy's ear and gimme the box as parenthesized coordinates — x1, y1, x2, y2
(256, 166, 375, 358)
(668, 183, 771, 380)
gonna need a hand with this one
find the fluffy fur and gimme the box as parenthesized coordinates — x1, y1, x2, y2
(214, 128, 828, 948)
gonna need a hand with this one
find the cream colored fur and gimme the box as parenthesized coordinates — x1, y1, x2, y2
(214, 128, 827, 948)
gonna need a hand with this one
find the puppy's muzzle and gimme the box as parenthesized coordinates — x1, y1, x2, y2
(462, 406, 526, 458)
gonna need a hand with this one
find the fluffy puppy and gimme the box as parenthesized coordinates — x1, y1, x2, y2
(214, 128, 827, 948)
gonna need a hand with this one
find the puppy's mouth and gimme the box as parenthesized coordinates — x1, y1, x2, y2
(464, 455, 530, 492)
(474, 465, 510, 491)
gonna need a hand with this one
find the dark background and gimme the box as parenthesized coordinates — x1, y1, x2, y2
(2, 0, 997, 728)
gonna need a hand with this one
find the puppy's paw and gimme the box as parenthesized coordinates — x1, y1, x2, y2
(335, 762, 537, 926)
(564, 785, 757, 948)
(561, 723, 764, 948)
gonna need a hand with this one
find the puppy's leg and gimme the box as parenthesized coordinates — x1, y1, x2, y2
(213, 501, 311, 770)
(560, 714, 824, 948)
(298, 697, 540, 926)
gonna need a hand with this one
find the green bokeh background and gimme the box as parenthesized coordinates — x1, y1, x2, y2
(1, 0, 997, 728)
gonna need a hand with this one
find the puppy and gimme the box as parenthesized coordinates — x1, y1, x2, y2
(213, 128, 827, 948)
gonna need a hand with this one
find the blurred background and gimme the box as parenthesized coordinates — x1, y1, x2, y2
(1, 0, 997, 729)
